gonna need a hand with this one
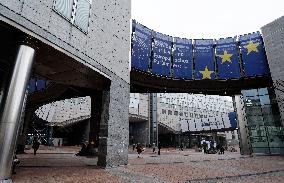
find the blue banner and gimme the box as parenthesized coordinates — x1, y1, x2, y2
(152, 32, 172, 76)
(37, 80, 46, 90)
(172, 38, 193, 79)
(240, 32, 270, 77)
(28, 79, 36, 93)
(228, 112, 237, 129)
(194, 39, 215, 80)
(216, 38, 241, 79)
(131, 21, 152, 71)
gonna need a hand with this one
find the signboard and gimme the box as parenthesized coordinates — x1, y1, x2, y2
(172, 38, 193, 79)
(240, 32, 270, 77)
(194, 39, 215, 80)
(131, 21, 152, 71)
(152, 32, 172, 76)
(216, 38, 241, 79)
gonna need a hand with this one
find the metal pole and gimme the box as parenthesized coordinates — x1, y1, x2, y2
(0, 45, 35, 181)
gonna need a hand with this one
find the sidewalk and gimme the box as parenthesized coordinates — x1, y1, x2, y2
(12, 146, 284, 183)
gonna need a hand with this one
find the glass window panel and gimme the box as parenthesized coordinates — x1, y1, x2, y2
(245, 106, 262, 116)
(258, 88, 269, 96)
(174, 111, 178, 116)
(261, 106, 272, 115)
(263, 115, 275, 126)
(246, 115, 264, 126)
(259, 95, 270, 105)
(184, 112, 188, 117)
(74, 0, 91, 32)
(244, 97, 260, 107)
(54, 0, 74, 20)
(242, 89, 258, 97)
(252, 147, 270, 154)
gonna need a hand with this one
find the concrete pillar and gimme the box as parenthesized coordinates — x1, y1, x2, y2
(233, 95, 252, 155)
(261, 17, 284, 127)
(48, 126, 53, 146)
(97, 79, 129, 167)
(90, 93, 102, 148)
(0, 45, 35, 181)
(83, 119, 90, 143)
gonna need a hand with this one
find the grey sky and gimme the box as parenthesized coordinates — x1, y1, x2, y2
(132, 0, 284, 39)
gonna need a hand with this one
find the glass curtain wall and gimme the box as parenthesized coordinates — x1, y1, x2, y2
(242, 87, 284, 154)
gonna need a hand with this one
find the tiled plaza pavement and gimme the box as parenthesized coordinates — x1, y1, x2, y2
(12, 146, 284, 183)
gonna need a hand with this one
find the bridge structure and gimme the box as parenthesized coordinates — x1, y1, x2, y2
(130, 20, 273, 95)
(0, 1, 284, 182)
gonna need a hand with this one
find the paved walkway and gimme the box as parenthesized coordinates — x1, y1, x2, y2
(12, 146, 284, 183)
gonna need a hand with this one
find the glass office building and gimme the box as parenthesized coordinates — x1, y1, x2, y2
(242, 87, 284, 154)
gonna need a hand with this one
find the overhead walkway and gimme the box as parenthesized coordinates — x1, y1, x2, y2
(130, 20, 273, 94)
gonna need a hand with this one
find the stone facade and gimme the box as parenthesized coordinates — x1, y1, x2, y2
(0, 0, 131, 170)
(233, 95, 252, 155)
(0, 0, 131, 83)
(261, 16, 284, 126)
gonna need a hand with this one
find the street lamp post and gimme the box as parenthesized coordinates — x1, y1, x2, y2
(187, 121, 191, 148)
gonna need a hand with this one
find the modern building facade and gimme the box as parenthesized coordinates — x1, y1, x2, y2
(261, 16, 284, 127)
(235, 87, 284, 155)
(129, 93, 237, 146)
(0, 0, 131, 181)
(0, 0, 284, 182)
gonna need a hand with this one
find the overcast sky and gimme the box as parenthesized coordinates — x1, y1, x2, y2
(132, 0, 284, 39)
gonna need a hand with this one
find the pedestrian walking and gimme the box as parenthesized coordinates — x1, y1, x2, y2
(136, 143, 142, 158)
(180, 142, 184, 151)
(152, 143, 156, 153)
(12, 155, 20, 174)
(132, 143, 136, 151)
(158, 142, 161, 155)
(220, 145, 225, 154)
(32, 137, 40, 155)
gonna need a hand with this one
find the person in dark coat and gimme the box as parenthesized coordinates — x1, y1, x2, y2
(12, 155, 20, 174)
(158, 142, 161, 155)
(220, 146, 225, 154)
(32, 137, 40, 155)
(180, 142, 184, 151)
(152, 143, 156, 153)
(136, 143, 142, 158)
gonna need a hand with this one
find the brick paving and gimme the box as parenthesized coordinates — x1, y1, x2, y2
(12, 146, 284, 183)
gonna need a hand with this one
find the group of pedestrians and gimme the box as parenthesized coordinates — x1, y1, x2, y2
(132, 142, 161, 158)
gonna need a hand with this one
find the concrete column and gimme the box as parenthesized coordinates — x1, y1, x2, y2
(83, 119, 90, 143)
(48, 126, 53, 146)
(233, 95, 252, 155)
(90, 93, 102, 148)
(97, 79, 129, 167)
(261, 17, 284, 127)
(0, 45, 35, 181)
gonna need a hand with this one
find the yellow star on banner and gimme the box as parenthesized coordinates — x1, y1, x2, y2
(218, 50, 233, 64)
(244, 41, 259, 55)
(199, 66, 214, 79)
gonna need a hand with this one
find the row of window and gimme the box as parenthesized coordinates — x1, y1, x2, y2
(161, 109, 214, 118)
(164, 97, 232, 107)
(53, 0, 92, 33)
(160, 102, 229, 113)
